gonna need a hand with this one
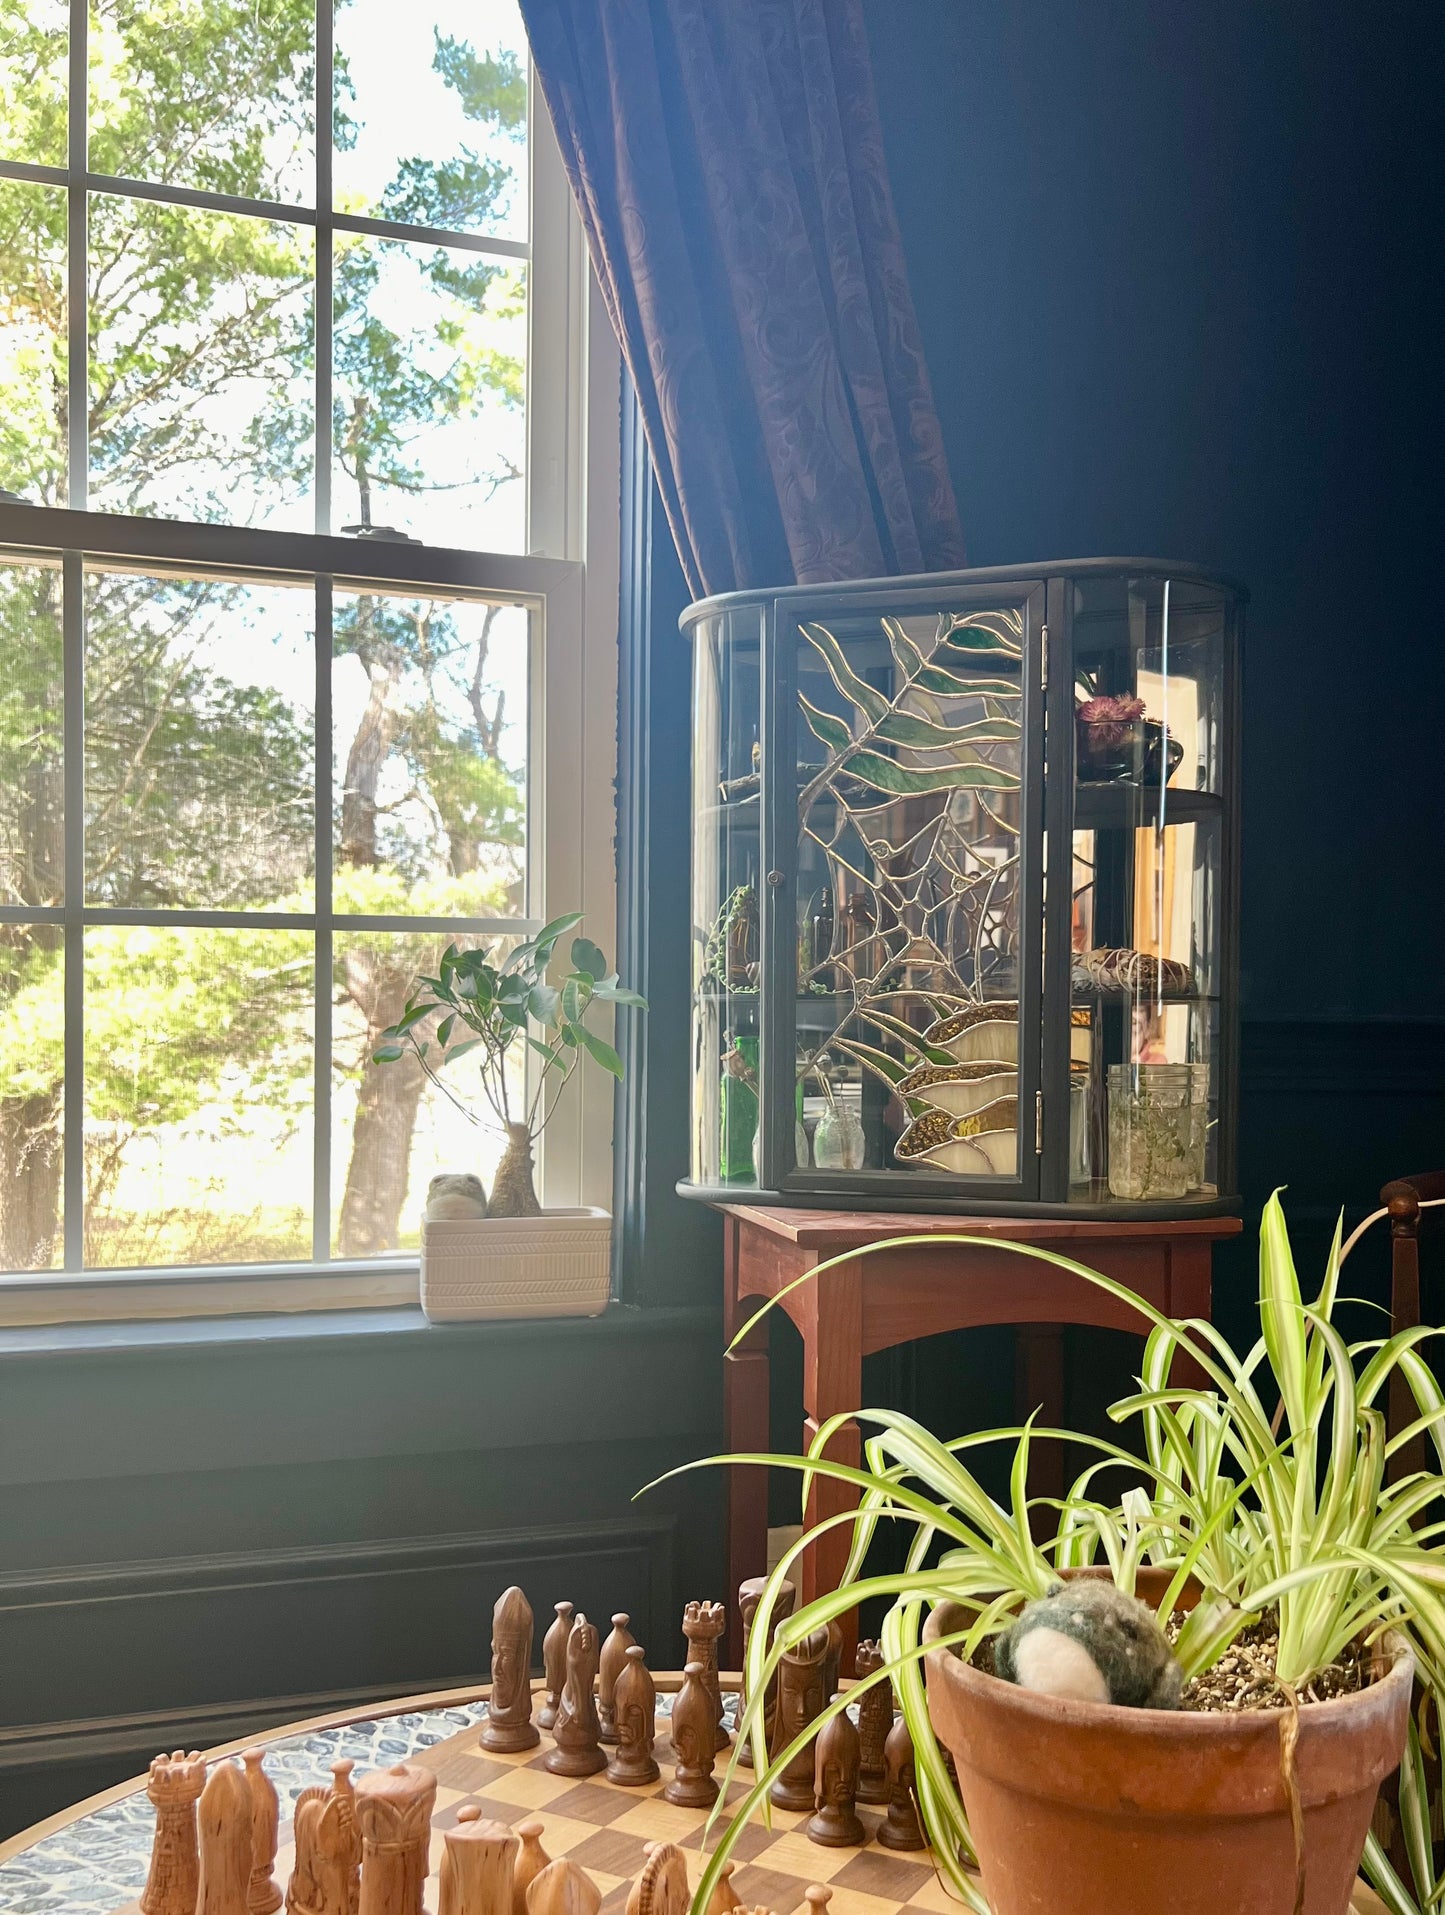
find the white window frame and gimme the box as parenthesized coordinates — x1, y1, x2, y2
(0, 45, 621, 1326)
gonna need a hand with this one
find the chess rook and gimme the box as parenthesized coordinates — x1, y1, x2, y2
(140, 1750, 206, 1915)
(681, 1599, 730, 1753)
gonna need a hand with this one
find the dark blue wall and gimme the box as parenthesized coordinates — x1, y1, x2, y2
(867, 0, 1445, 1020)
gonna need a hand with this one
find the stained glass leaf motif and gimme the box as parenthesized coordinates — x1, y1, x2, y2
(799, 620, 891, 723)
(800, 693, 853, 753)
(883, 619, 1020, 698)
(937, 609, 1024, 658)
(873, 709, 1020, 751)
(844, 747, 1017, 796)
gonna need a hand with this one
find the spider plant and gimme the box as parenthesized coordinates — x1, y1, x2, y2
(647, 1192, 1445, 1915)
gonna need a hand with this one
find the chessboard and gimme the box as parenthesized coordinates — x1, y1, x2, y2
(110, 1684, 955, 1915)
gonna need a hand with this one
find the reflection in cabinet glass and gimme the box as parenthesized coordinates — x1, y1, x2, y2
(681, 562, 1243, 1216)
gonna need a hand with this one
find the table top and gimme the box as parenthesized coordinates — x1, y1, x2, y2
(714, 1204, 1243, 1247)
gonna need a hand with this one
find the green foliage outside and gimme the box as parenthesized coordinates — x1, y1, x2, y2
(0, 0, 533, 1269)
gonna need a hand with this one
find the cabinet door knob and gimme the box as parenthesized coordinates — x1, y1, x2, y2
(766, 870, 785, 887)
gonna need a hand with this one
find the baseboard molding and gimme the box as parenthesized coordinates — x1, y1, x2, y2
(0, 1517, 677, 1754)
(0, 1680, 427, 1776)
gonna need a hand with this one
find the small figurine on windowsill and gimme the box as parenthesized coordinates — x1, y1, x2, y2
(424, 1173, 489, 1221)
(993, 1579, 1182, 1709)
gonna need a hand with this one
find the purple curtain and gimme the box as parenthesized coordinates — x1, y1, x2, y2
(519, 0, 966, 598)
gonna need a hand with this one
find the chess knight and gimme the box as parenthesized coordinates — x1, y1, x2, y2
(287, 1762, 362, 1915)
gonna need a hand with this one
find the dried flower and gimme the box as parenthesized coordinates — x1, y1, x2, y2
(1077, 693, 1145, 724)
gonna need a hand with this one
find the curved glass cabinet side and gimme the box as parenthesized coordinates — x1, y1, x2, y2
(690, 605, 763, 1187)
(682, 562, 1241, 1214)
(1068, 573, 1233, 1205)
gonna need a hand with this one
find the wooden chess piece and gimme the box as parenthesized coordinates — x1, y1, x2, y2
(624, 1845, 659, 1915)
(286, 1760, 359, 1915)
(140, 1749, 206, 1915)
(634, 1843, 689, 1915)
(538, 1601, 574, 1731)
(241, 1750, 282, 1915)
(527, 1859, 601, 1915)
(512, 1821, 551, 1915)
(853, 1642, 891, 1806)
(607, 1644, 659, 1785)
(769, 1626, 830, 1812)
(801, 1886, 833, 1915)
(438, 1807, 483, 1915)
(198, 1761, 253, 1915)
(355, 1762, 437, 1915)
(664, 1662, 720, 1807)
(705, 1861, 741, 1915)
(822, 1622, 843, 1702)
(681, 1599, 730, 1753)
(444, 1816, 518, 1915)
(598, 1612, 637, 1745)
(483, 1586, 541, 1753)
(805, 1697, 866, 1847)
(876, 1716, 925, 1852)
(736, 1577, 795, 1769)
(545, 1613, 607, 1777)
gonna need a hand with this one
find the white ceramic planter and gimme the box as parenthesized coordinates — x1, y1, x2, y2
(419, 1208, 612, 1323)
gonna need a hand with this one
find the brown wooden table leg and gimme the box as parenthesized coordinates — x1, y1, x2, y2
(1015, 1324, 1066, 1539)
(1167, 1238, 1214, 1391)
(723, 1337, 770, 1669)
(796, 1254, 863, 1674)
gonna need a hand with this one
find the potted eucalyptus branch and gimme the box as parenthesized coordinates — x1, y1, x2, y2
(375, 912, 645, 1320)
(658, 1194, 1445, 1915)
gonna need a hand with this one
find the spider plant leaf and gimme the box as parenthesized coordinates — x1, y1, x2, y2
(838, 748, 1020, 795)
(799, 692, 853, 754)
(1171, 1595, 1250, 1679)
(1399, 1709, 1436, 1903)
(1361, 1831, 1426, 1915)
(800, 620, 892, 723)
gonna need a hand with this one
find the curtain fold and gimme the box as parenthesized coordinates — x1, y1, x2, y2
(520, 0, 966, 597)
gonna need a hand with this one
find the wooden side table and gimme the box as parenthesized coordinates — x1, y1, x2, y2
(716, 1204, 1242, 1670)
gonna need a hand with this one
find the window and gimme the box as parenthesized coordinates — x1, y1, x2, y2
(0, 0, 618, 1301)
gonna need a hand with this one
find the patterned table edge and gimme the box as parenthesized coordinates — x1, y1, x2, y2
(0, 1692, 710, 1915)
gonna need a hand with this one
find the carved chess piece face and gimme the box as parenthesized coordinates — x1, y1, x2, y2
(484, 1587, 540, 1752)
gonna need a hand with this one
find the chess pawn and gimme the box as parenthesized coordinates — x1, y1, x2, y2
(483, 1586, 541, 1753)
(805, 1696, 866, 1847)
(598, 1612, 637, 1744)
(802, 1887, 833, 1915)
(546, 1613, 607, 1777)
(438, 1807, 483, 1915)
(444, 1816, 518, 1915)
(705, 1861, 741, 1915)
(140, 1749, 206, 1915)
(355, 1762, 437, 1915)
(607, 1645, 659, 1786)
(681, 1599, 730, 1753)
(736, 1577, 795, 1769)
(242, 1750, 282, 1915)
(538, 1601, 574, 1731)
(769, 1625, 830, 1812)
(853, 1641, 892, 1805)
(876, 1715, 925, 1851)
(527, 1859, 601, 1915)
(664, 1662, 720, 1807)
(512, 1821, 551, 1915)
(198, 1761, 253, 1915)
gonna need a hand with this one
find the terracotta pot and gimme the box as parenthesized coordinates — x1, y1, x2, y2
(923, 1593, 1412, 1915)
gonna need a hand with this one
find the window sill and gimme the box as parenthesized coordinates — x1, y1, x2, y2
(0, 1259, 420, 1330)
(0, 1299, 721, 1362)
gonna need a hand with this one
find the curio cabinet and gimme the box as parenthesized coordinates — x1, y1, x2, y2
(680, 561, 1243, 1216)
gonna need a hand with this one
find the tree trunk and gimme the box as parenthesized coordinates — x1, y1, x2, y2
(336, 1044, 427, 1255)
(489, 1122, 541, 1218)
(0, 1089, 62, 1269)
(335, 942, 431, 1256)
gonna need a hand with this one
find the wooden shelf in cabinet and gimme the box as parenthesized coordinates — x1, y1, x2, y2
(1073, 784, 1223, 829)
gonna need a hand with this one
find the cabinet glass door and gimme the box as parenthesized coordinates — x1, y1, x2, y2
(764, 584, 1044, 1197)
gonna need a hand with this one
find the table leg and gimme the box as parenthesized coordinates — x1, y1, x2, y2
(797, 1256, 863, 1674)
(723, 1337, 770, 1668)
(1015, 1325, 1065, 1539)
(1167, 1240, 1214, 1391)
